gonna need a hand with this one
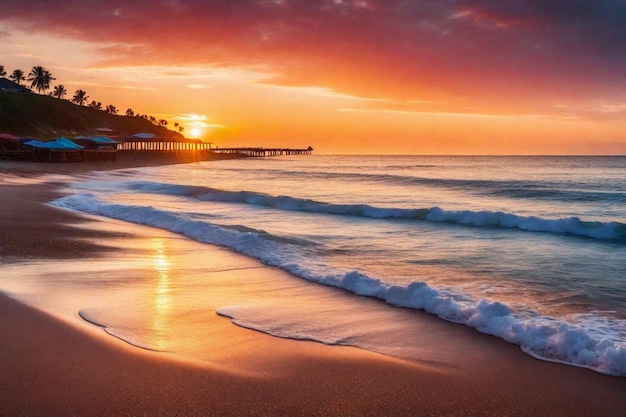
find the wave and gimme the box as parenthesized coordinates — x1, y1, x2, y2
(487, 187, 626, 203)
(50, 194, 626, 376)
(79, 309, 165, 352)
(123, 181, 626, 242)
(197, 167, 626, 203)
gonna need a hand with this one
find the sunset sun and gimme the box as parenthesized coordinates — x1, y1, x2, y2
(190, 127, 201, 138)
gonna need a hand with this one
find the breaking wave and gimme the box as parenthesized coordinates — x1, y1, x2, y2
(121, 181, 626, 242)
(51, 193, 626, 376)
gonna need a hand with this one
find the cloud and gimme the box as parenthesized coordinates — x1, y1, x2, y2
(176, 113, 208, 123)
(173, 113, 226, 128)
(186, 84, 212, 89)
(1, 0, 625, 115)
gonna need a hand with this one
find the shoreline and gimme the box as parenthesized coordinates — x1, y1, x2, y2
(1, 160, 625, 416)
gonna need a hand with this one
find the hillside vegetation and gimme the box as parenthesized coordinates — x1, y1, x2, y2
(0, 91, 182, 140)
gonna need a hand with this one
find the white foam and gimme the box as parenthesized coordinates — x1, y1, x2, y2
(106, 180, 626, 241)
(425, 207, 626, 241)
(50, 194, 626, 376)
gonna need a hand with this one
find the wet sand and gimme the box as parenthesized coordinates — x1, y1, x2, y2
(1, 160, 625, 416)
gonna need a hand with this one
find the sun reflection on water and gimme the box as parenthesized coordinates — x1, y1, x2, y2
(151, 238, 172, 351)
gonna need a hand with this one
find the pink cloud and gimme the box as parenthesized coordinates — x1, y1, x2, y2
(1, 0, 625, 116)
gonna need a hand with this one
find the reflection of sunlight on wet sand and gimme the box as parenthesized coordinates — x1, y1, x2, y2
(151, 238, 171, 351)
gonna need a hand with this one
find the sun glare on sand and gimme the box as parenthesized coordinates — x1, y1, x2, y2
(190, 128, 202, 138)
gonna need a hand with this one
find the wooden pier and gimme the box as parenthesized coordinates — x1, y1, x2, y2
(212, 146, 313, 157)
(0, 135, 313, 162)
(118, 138, 312, 158)
(117, 137, 213, 152)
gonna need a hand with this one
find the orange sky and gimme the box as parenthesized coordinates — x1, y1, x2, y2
(0, 0, 625, 154)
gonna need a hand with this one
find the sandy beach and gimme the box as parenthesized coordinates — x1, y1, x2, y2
(1, 159, 625, 417)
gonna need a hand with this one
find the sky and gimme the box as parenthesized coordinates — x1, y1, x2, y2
(0, 0, 625, 154)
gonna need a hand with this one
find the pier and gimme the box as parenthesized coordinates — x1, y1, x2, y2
(0, 135, 313, 162)
(212, 146, 314, 157)
(117, 138, 312, 158)
(117, 137, 213, 152)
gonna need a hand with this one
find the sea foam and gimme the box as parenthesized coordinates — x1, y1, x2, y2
(50, 194, 626, 376)
(119, 181, 626, 241)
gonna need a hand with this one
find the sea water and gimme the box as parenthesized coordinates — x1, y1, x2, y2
(31, 156, 626, 375)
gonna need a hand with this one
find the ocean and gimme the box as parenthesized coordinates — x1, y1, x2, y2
(8, 155, 626, 376)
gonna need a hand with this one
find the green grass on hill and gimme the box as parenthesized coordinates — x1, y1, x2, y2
(0, 91, 182, 140)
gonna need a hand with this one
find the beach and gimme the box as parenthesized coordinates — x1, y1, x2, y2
(1, 158, 625, 417)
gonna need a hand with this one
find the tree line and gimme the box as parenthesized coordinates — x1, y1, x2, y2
(0, 64, 183, 133)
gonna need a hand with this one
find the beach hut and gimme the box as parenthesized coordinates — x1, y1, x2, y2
(74, 136, 118, 149)
(52, 137, 84, 149)
(72, 136, 119, 161)
(0, 133, 30, 159)
(23, 137, 84, 162)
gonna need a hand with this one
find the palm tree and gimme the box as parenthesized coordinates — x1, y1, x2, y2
(125, 108, 134, 117)
(158, 119, 168, 127)
(178, 126, 184, 133)
(27, 66, 55, 94)
(106, 104, 118, 115)
(72, 89, 89, 106)
(0, 65, 6, 77)
(88, 100, 102, 110)
(149, 116, 157, 124)
(52, 84, 67, 99)
(9, 69, 25, 86)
